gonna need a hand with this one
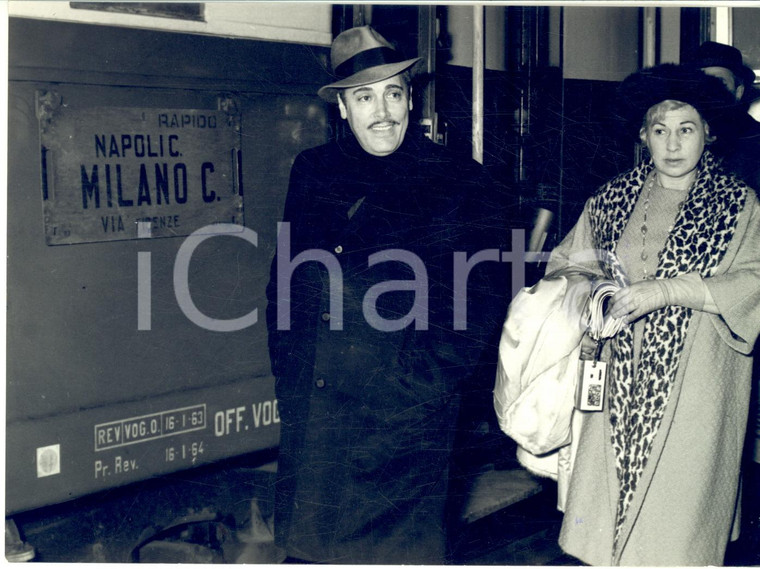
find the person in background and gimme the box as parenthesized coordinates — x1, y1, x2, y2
(685, 41, 760, 188)
(265, 25, 514, 564)
(546, 63, 760, 565)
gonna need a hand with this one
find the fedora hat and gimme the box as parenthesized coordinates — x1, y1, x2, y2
(616, 63, 740, 142)
(685, 41, 756, 87)
(318, 26, 421, 103)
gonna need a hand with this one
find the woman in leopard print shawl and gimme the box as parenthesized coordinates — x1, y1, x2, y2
(546, 64, 760, 565)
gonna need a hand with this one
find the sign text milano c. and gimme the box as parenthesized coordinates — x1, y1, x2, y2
(39, 105, 243, 245)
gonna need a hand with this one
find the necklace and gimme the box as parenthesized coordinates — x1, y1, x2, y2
(640, 174, 655, 280)
(640, 171, 695, 280)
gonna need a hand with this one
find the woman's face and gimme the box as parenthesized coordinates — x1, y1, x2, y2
(642, 103, 707, 189)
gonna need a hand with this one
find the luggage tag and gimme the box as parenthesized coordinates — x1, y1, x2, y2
(576, 340, 606, 412)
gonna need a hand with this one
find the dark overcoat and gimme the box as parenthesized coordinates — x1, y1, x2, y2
(713, 111, 760, 190)
(266, 130, 513, 563)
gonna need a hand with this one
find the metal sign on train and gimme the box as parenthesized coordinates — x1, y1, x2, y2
(37, 96, 243, 245)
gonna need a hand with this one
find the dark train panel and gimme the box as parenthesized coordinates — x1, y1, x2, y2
(6, 16, 331, 515)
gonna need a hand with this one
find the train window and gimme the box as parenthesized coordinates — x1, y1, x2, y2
(70, 2, 205, 22)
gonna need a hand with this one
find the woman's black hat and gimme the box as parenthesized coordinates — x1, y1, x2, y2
(616, 63, 740, 142)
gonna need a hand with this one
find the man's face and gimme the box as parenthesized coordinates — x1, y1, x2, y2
(338, 75, 412, 157)
(702, 66, 744, 101)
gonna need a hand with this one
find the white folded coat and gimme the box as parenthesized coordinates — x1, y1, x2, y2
(493, 268, 595, 509)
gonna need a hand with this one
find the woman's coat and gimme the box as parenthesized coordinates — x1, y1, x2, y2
(547, 161, 760, 565)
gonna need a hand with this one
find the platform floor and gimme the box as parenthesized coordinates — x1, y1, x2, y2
(8, 450, 760, 565)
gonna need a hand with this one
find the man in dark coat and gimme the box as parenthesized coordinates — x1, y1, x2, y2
(685, 41, 760, 189)
(266, 26, 515, 564)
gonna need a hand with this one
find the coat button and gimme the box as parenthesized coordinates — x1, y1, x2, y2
(315, 378, 326, 388)
(334, 245, 343, 254)
(321, 312, 330, 322)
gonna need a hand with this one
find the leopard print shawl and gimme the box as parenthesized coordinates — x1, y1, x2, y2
(587, 150, 748, 550)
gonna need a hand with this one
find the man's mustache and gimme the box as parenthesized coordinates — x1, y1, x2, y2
(368, 120, 400, 129)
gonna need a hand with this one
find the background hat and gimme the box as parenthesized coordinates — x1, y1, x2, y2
(685, 41, 756, 87)
(318, 26, 421, 103)
(616, 63, 740, 142)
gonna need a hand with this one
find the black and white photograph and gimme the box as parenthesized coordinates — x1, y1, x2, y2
(4, 1, 760, 564)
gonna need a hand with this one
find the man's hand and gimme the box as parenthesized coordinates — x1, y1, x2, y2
(609, 280, 667, 323)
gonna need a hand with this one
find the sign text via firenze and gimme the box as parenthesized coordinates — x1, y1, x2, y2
(38, 96, 243, 245)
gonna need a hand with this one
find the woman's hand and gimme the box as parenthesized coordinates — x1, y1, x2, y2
(609, 280, 667, 323)
(579, 332, 599, 360)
